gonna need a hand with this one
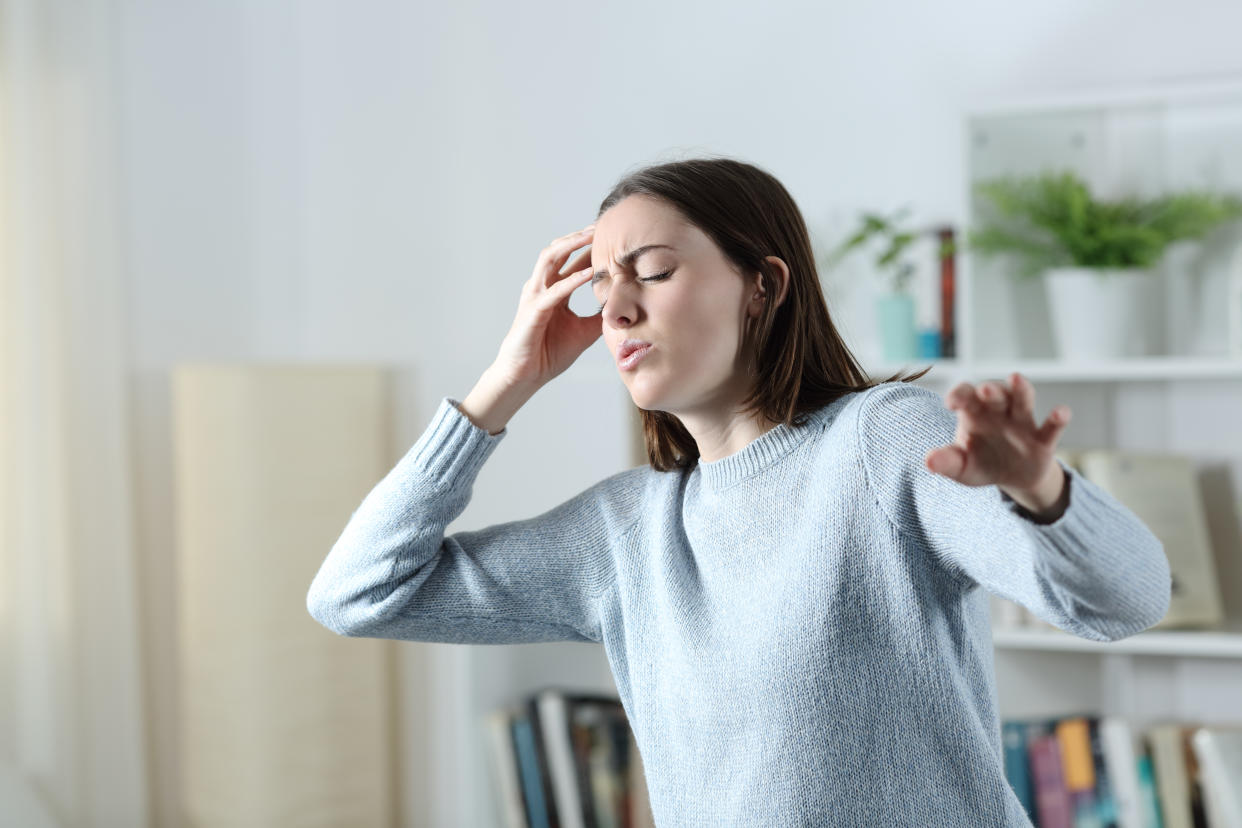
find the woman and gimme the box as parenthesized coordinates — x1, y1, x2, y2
(307, 157, 1171, 826)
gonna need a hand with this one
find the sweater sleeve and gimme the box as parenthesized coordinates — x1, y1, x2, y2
(856, 381, 1172, 642)
(306, 396, 631, 644)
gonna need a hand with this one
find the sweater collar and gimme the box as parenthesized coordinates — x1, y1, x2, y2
(693, 395, 852, 492)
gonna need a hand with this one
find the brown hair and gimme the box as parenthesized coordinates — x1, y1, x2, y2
(594, 155, 932, 472)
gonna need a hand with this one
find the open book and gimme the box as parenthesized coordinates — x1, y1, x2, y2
(993, 449, 1225, 632)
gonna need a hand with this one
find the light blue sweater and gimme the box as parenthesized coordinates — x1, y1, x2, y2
(306, 380, 1171, 826)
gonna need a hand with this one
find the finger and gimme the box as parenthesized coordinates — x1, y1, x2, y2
(540, 225, 596, 288)
(1010, 372, 1035, 425)
(926, 445, 967, 480)
(945, 383, 982, 416)
(1036, 405, 1072, 444)
(557, 247, 594, 283)
(542, 264, 596, 308)
(977, 380, 1010, 413)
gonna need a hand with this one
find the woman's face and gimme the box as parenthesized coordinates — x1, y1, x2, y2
(589, 195, 762, 416)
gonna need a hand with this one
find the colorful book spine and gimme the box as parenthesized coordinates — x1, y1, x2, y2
(1003, 720, 1036, 822)
(937, 226, 956, 358)
(1087, 717, 1119, 828)
(1057, 717, 1101, 828)
(1136, 755, 1165, 828)
(513, 715, 554, 828)
(1031, 730, 1075, 828)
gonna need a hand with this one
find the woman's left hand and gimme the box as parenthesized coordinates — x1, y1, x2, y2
(925, 373, 1071, 493)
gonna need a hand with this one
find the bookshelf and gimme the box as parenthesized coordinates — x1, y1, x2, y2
(439, 77, 1242, 826)
(872, 355, 1242, 727)
(860, 75, 1242, 733)
(989, 627, 1242, 659)
(871, 355, 1242, 383)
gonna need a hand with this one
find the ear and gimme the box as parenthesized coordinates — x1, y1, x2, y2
(753, 255, 791, 310)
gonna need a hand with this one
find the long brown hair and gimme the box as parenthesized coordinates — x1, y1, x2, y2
(594, 155, 932, 472)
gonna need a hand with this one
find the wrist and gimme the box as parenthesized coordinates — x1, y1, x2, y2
(483, 362, 539, 396)
(458, 367, 537, 436)
(1001, 462, 1069, 522)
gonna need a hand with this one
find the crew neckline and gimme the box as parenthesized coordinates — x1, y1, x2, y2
(693, 394, 855, 492)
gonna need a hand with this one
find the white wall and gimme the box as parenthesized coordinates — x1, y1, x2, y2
(115, 1, 1242, 825)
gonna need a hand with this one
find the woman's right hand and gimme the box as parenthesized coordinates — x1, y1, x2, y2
(490, 223, 602, 390)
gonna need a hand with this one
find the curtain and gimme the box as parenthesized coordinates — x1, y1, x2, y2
(0, 0, 149, 824)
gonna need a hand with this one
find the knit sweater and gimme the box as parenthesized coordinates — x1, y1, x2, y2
(306, 380, 1172, 827)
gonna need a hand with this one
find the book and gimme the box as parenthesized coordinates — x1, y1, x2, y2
(566, 695, 633, 828)
(512, 711, 557, 828)
(1099, 717, 1144, 828)
(1057, 716, 1100, 827)
(1002, 714, 1228, 828)
(938, 226, 957, 358)
(533, 689, 585, 828)
(1030, 723, 1075, 828)
(1147, 724, 1195, 828)
(1063, 449, 1223, 630)
(1135, 754, 1165, 828)
(490, 688, 651, 828)
(486, 705, 534, 828)
(1190, 727, 1242, 828)
(1003, 720, 1037, 822)
(1086, 717, 1119, 828)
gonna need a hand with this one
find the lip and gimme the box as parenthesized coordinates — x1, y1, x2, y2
(616, 341, 653, 371)
(616, 338, 652, 361)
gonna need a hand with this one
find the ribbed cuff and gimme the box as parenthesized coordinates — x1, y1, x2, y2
(997, 458, 1075, 526)
(1001, 456, 1171, 635)
(407, 396, 508, 487)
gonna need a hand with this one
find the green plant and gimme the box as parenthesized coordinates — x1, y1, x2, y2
(967, 169, 1242, 277)
(822, 206, 953, 295)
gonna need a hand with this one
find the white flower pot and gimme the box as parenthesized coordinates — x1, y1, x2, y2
(1043, 266, 1160, 360)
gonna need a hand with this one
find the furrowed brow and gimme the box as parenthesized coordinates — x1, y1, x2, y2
(592, 244, 676, 280)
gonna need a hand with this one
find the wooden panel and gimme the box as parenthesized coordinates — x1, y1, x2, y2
(172, 364, 396, 828)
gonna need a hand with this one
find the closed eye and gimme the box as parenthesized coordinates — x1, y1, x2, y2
(595, 271, 671, 310)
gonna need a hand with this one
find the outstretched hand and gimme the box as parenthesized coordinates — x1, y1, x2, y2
(925, 373, 1071, 495)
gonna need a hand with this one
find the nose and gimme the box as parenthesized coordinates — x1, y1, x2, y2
(601, 280, 641, 328)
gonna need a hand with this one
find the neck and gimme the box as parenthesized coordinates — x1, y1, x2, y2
(678, 404, 779, 464)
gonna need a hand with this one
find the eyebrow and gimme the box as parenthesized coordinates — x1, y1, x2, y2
(591, 244, 676, 281)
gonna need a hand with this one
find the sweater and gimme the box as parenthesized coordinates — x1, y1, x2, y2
(306, 380, 1172, 827)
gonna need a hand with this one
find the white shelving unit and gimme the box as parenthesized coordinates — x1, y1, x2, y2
(866, 75, 1242, 730)
(447, 76, 1242, 827)
(873, 355, 1242, 383)
(989, 627, 1242, 659)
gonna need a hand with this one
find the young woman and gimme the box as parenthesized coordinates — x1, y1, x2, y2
(307, 157, 1171, 826)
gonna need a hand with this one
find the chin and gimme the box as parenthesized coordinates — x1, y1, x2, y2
(622, 379, 660, 411)
(627, 382, 680, 416)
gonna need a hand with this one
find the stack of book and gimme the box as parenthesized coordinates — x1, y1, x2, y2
(1003, 714, 1242, 827)
(483, 686, 655, 828)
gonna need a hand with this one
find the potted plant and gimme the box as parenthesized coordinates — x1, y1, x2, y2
(967, 169, 1242, 360)
(822, 206, 950, 361)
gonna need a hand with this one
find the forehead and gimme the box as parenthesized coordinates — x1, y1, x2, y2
(591, 196, 690, 263)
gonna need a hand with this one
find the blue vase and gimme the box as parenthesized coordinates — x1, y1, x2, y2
(917, 328, 941, 358)
(876, 293, 917, 361)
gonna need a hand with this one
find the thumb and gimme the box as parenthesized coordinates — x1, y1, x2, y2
(926, 445, 967, 480)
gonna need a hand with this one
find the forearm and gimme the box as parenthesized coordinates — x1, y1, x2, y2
(308, 396, 505, 636)
(457, 365, 539, 436)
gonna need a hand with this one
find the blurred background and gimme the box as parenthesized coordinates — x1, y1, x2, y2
(4, 1, 1242, 827)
